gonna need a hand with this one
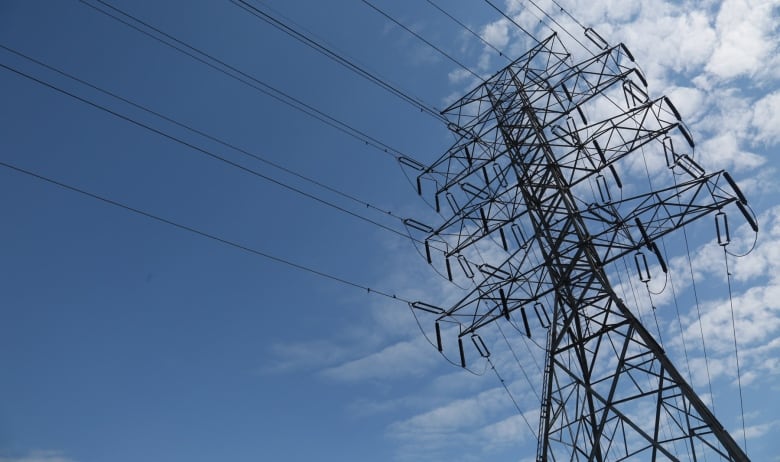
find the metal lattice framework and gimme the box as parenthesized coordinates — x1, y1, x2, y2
(402, 32, 754, 461)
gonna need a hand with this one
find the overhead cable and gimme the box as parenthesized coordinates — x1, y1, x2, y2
(0, 61, 412, 242)
(0, 159, 411, 303)
(0, 43, 404, 222)
(229, 0, 448, 123)
(425, 0, 509, 60)
(481, 0, 539, 44)
(361, 0, 482, 80)
(77, 0, 418, 163)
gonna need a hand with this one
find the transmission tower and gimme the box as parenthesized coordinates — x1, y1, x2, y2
(402, 31, 756, 461)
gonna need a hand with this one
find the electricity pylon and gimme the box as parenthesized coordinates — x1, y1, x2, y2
(402, 32, 755, 461)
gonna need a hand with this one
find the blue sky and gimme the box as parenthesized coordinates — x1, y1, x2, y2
(1, 1, 779, 461)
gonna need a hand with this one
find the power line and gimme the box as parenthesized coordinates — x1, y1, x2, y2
(549, 0, 587, 30)
(0, 43, 404, 223)
(519, 0, 593, 55)
(0, 55, 489, 277)
(77, 0, 418, 164)
(486, 356, 537, 435)
(228, 0, 448, 123)
(0, 60, 412, 243)
(723, 247, 748, 452)
(361, 0, 482, 80)
(0, 158, 412, 304)
(481, 0, 538, 44)
(424, 0, 509, 60)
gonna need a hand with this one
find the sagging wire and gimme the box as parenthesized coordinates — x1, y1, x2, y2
(0, 159, 413, 304)
(722, 246, 749, 453)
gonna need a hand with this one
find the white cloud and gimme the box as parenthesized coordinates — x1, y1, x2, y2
(259, 338, 358, 374)
(742, 420, 780, 439)
(477, 411, 538, 449)
(665, 86, 707, 122)
(697, 132, 765, 172)
(481, 19, 510, 50)
(0, 451, 76, 462)
(386, 384, 533, 458)
(258, 2, 780, 460)
(705, 0, 780, 81)
(751, 91, 780, 145)
(320, 336, 440, 381)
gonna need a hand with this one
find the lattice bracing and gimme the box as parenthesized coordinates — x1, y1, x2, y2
(405, 32, 753, 461)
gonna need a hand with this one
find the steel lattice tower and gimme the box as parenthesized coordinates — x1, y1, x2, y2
(402, 32, 755, 461)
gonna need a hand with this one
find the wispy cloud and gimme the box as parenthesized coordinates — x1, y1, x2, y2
(705, 0, 780, 81)
(0, 451, 76, 462)
(320, 336, 440, 382)
(265, 1, 779, 459)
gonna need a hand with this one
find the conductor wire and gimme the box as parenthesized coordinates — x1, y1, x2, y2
(0, 159, 411, 304)
(230, 0, 447, 122)
(361, 0, 482, 80)
(78, 0, 420, 162)
(0, 61, 413, 242)
(0, 43, 404, 222)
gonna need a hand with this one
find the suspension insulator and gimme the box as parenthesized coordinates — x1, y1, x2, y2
(480, 207, 490, 233)
(512, 223, 527, 248)
(479, 263, 510, 280)
(736, 201, 759, 232)
(500, 288, 509, 320)
(723, 171, 748, 205)
(404, 218, 433, 233)
(678, 123, 695, 148)
(566, 116, 581, 145)
(435, 322, 443, 352)
(593, 139, 607, 165)
(634, 218, 652, 249)
(458, 337, 466, 368)
(584, 27, 609, 50)
(561, 82, 573, 102)
(551, 124, 569, 140)
(650, 242, 668, 274)
(608, 164, 623, 189)
(520, 306, 532, 338)
(471, 334, 490, 358)
(716, 212, 730, 246)
(399, 156, 425, 171)
(596, 174, 611, 204)
(499, 226, 509, 251)
(576, 105, 587, 124)
(458, 255, 474, 279)
(534, 302, 550, 328)
(493, 163, 508, 187)
(664, 97, 682, 121)
(677, 154, 705, 178)
(411, 301, 444, 314)
(446, 192, 459, 215)
(620, 43, 636, 62)
(445, 257, 453, 281)
(663, 136, 676, 169)
(629, 67, 648, 87)
(634, 252, 651, 283)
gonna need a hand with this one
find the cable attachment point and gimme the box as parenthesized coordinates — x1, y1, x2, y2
(716, 211, 730, 247)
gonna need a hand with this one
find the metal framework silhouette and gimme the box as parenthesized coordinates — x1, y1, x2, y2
(402, 32, 754, 461)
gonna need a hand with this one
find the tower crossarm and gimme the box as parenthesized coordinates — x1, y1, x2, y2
(405, 25, 753, 461)
(418, 34, 641, 197)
